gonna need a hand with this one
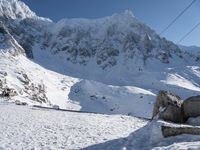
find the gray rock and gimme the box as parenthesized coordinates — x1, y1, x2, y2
(1, 88, 18, 97)
(161, 125, 200, 137)
(52, 105, 60, 110)
(152, 91, 184, 123)
(159, 105, 184, 123)
(183, 95, 200, 121)
(15, 100, 27, 106)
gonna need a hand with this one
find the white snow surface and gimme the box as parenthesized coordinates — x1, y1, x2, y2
(0, 101, 147, 149)
(1, 101, 200, 150)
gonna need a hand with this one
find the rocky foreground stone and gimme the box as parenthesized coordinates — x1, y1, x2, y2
(153, 90, 200, 137)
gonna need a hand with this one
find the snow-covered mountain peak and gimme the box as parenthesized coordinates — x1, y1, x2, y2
(124, 9, 135, 17)
(44, 9, 185, 72)
(1, 1, 197, 72)
(108, 9, 135, 20)
(0, 0, 52, 22)
(55, 10, 136, 29)
(0, 0, 36, 19)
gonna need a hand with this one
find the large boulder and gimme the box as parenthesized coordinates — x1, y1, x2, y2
(1, 88, 18, 97)
(152, 91, 184, 123)
(161, 125, 200, 137)
(183, 96, 200, 121)
(159, 105, 184, 123)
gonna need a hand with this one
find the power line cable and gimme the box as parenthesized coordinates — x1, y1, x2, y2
(177, 21, 200, 44)
(159, 0, 197, 35)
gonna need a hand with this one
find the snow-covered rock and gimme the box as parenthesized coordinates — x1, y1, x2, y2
(0, 21, 25, 55)
(0, 0, 51, 21)
(0, 0, 35, 19)
(48, 11, 184, 69)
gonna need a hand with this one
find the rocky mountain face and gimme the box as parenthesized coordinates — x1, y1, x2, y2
(0, 21, 25, 55)
(48, 12, 183, 70)
(1, 0, 199, 71)
(0, 0, 51, 58)
(0, 0, 36, 19)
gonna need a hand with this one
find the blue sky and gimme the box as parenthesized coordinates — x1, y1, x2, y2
(21, 0, 200, 47)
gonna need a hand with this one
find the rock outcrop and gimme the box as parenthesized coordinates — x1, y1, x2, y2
(183, 96, 200, 121)
(152, 92, 200, 137)
(153, 91, 200, 124)
(152, 91, 184, 123)
(24, 82, 49, 104)
(161, 125, 200, 137)
(1, 88, 18, 97)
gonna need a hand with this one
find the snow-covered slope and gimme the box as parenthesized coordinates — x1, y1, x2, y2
(179, 45, 200, 56)
(0, 53, 156, 118)
(1, 50, 200, 119)
(84, 119, 200, 150)
(0, 101, 147, 149)
(179, 45, 200, 53)
(1, 101, 200, 150)
(0, 0, 200, 120)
